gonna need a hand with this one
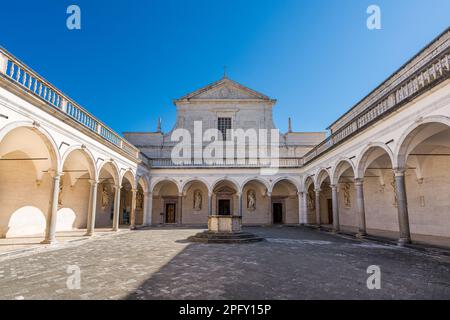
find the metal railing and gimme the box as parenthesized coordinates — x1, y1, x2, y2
(0, 48, 140, 159)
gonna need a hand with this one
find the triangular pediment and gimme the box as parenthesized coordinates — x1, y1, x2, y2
(175, 77, 272, 102)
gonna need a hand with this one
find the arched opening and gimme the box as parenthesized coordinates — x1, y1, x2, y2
(212, 180, 239, 216)
(357, 145, 398, 238)
(96, 162, 119, 228)
(332, 160, 357, 231)
(119, 170, 135, 227)
(316, 170, 333, 226)
(271, 179, 299, 225)
(152, 180, 180, 225)
(241, 179, 269, 225)
(181, 179, 210, 225)
(0, 126, 58, 238)
(397, 121, 450, 245)
(57, 148, 96, 232)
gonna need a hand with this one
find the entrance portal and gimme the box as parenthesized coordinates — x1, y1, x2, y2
(165, 203, 176, 223)
(273, 203, 283, 224)
(218, 199, 231, 216)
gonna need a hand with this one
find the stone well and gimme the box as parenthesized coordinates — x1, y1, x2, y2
(188, 215, 263, 244)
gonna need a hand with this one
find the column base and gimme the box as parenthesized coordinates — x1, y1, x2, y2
(112, 227, 119, 232)
(84, 231, 94, 237)
(397, 237, 411, 246)
(331, 228, 340, 234)
(356, 232, 366, 239)
(40, 238, 58, 245)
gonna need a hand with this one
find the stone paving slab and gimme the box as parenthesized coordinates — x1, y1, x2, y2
(0, 226, 449, 300)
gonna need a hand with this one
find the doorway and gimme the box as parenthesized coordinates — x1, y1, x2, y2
(218, 199, 231, 216)
(273, 203, 283, 224)
(165, 203, 176, 223)
(327, 199, 333, 225)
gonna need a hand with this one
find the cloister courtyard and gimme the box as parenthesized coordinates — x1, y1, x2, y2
(0, 226, 449, 300)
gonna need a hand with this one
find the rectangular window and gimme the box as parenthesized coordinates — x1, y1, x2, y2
(218, 117, 232, 140)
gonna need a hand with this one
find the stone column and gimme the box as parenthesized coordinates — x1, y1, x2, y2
(330, 184, 340, 233)
(394, 168, 411, 245)
(301, 191, 308, 224)
(178, 194, 183, 225)
(314, 189, 321, 226)
(42, 172, 63, 244)
(354, 178, 366, 237)
(297, 192, 305, 224)
(266, 192, 272, 224)
(144, 191, 152, 226)
(237, 192, 243, 216)
(85, 179, 98, 236)
(130, 188, 137, 230)
(112, 185, 121, 231)
(208, 192, 213, 216)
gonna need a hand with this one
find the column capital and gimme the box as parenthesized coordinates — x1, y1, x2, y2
(113, 184, 122, 190)
(393, 167, 407, 176)
(330, 184, 338, 190)
(48, 170, 64, 179)
(354, 178, 364, 185)
(297, 191, 304, 196)
(145, 191, 152, 196)
(266, 192, 272, 197)
(314, 188, 321, 193)
(88, 179, 99, 185)
(131, 188, 138, 194)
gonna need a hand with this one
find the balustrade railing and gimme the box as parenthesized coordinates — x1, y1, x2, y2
(301, 39, 450, 165)
(0, 47, 139, 159)
(149, 157, 302, 168)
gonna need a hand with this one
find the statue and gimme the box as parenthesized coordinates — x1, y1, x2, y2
(136, 191, 144, 210)
(101, 185, 110, 209)
(193, 190, 202, 211)
(391, 175, 398, 207)
(58, 176, 64, 206)
(247, 189, 256, 211)
(343, 182, 351, 208)
(307, 190, 315, 210)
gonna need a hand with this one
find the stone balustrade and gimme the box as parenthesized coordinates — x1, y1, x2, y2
(0, 47, 140, 159)
(302, 42, 450, 165)
(149, 157, 303, 168)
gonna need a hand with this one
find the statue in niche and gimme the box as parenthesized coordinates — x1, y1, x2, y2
(307, 190, 315, 210)
(247, 189, 256, 211)
(391, 175, 398, 207)
(193, 190, 202, 211)
(136, 191, 144, 210)
(58, 176, 64, 206)
(343, 182, 351, 208)
(101, 185, 110, 209)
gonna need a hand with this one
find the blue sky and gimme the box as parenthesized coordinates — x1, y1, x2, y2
(0, 0, 449, 135)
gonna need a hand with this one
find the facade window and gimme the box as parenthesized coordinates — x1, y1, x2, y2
(218, 117, 232, 140)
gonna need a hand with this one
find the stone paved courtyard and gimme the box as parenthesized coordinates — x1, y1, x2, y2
(0, 226, 449, 300)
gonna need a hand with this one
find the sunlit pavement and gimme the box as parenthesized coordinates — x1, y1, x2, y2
(0, 226, 449, 300)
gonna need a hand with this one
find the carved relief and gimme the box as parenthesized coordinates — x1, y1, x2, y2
(247, 189, 256, 211)
(193, 190, 202, 211)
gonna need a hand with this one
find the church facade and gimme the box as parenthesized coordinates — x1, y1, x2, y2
(0, 27, 449, 247)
